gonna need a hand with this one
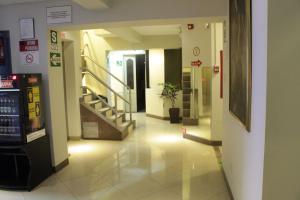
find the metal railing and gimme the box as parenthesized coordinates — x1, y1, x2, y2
(81, 55, 132, 123)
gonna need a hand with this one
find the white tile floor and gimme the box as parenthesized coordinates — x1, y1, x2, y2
(0, 113, 230, 200)
(184, 117, 212, 140)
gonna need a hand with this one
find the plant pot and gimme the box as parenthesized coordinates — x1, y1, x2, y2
(169, 108, 180, 123)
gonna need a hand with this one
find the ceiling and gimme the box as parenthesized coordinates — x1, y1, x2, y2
(0, 0, 112, 10)
(132, 25, 181, 36)
(95, 25, 181, 38)
(93, 25, 181, 44)
(0, 0, 46, 5)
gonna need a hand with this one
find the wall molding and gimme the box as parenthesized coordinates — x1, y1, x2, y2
(53, 158, 69, 172)
(183, 133, 222, 146)
(68, 136, 81, 141)
(213, 147, 234, 200)
(146, 113, 183, 121)
(146, 113, 169, 120)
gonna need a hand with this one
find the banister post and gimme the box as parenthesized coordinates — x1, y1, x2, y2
(129, 89, 132, 122)
(114, 93, 118, 127)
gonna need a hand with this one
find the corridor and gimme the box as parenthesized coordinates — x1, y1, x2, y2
(0, 114, 230, 200)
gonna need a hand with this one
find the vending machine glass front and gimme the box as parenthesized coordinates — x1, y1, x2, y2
(0, 91, 23, 144)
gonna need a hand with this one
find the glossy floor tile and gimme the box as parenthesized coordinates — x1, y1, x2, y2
(0, 113, 230, 200)
(184, 117, 211, 140)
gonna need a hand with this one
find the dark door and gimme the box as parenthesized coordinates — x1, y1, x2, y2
(0, 31, 12, 74)
(135, 54, 146, 112)
(164, 49, 182, 88)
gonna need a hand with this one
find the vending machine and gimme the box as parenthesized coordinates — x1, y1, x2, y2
(0, 74, 53, 191)
(0, 74, 45, 144)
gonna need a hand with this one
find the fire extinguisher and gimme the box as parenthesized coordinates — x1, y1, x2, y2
(0, 38, 4, 64)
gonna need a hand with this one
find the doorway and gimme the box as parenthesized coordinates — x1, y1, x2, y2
(123, 54, 146, 112)
(108, 51, 146, 113)
(61, 39, 82, 140)
(135, 54, 146, 112)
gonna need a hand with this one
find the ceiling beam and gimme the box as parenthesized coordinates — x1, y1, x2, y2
(72, 0, 112, 10)
(105, 27, 143, 43)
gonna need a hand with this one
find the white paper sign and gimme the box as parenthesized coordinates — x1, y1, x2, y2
(20, 51, 39, 65)
(20, 18, 35, 39)
(47, 6, 72, 24)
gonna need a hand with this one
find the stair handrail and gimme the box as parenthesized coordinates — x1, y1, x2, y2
(81, 55, 130, 90)
(82, 85, 114, 110)
(81, 54, 132, 122)
(82, 68, 129, 104)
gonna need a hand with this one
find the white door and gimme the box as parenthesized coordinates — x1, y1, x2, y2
(123, 56, 137, 112)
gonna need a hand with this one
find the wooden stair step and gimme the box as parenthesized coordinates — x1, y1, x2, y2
(98, 107, 111, 113)
(109, 113, 125, 120)
(119, 121, 131, 128)
(87, 100, 101, 105)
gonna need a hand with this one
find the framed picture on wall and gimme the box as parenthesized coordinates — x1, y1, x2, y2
(229, 0, 252, 132)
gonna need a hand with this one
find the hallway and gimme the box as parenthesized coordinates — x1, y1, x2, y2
(0, 114, 230, 200)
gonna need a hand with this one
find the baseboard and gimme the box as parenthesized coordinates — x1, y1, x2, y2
(182, 118, 199, 125)
(68, 136, 81, 141)
(146, 113, 183, 121)
(146, 113, 169, 120)
(221, 167, 235, 200)
(183, 133, 222, 146)
(53, 158, 69, 172)
(212, 147, 234, 200)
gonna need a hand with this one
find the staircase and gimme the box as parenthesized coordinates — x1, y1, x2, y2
(80, 54, 135, 140)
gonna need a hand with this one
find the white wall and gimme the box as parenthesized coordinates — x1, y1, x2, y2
(181, 20, 212, 117)
(222, 0, 268, 199)
(146, 49, 165, 117)
(262, 1, 300, 199)
(211, 23, 224, 141)
(47, 30, 69, 166)
(62, 31, 82, 139)
(51, 0, 227, 28)
(104, 35, 182, 50)
(146, 49, 184, 118)
(82, 30, 109, 96)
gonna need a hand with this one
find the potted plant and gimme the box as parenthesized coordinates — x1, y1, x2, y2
(160, 82, 180, 123)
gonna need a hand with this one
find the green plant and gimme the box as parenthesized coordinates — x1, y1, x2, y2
(159, 82, 180, 108)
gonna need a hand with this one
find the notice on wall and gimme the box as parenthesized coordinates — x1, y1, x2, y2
(20, 18, 35, 39)
(19, 40, 39, 65)
(47, 6, 72, 24)
(27, 86, 41, 131)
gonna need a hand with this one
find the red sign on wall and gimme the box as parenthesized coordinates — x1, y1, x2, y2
(19, 40, 39, 65)
(214, 66, 220, 73)
(191, 59, 202, 68)
(19, 40, 39, 52)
